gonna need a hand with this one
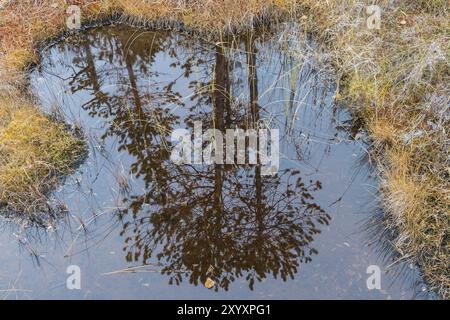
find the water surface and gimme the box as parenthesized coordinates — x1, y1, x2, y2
(0, 25, 427, 299)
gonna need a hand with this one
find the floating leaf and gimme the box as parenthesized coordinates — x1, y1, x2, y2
(204, 277, 215, 289)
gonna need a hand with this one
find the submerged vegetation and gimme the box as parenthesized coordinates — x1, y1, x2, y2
(0, 0, 448, 298)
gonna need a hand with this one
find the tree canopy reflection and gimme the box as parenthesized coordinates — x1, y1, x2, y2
(56, 25, 331, 291)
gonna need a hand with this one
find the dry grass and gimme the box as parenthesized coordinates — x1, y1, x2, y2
(0, 0, 448, 297)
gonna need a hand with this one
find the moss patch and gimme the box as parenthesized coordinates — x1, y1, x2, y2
(0, 102, 85, 214)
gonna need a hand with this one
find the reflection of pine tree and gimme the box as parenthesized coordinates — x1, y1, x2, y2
(61, 27, 330, 291)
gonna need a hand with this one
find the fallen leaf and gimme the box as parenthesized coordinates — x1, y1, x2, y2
(204, 277, 215, 289)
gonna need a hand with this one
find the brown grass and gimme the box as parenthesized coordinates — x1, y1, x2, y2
(0, 0, 448, 297)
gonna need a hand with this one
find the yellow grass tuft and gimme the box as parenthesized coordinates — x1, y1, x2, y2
(0, 102, 85, 214)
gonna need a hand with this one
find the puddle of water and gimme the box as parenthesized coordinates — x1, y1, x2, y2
(0, 25, 427, 299)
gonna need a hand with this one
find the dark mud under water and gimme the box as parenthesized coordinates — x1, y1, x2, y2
(0, 25, 430, 299)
